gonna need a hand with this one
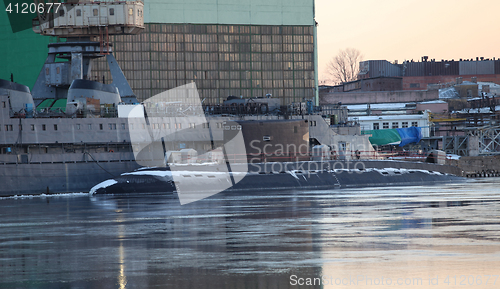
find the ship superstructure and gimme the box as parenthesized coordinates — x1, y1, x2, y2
(0, 1, 147, 194)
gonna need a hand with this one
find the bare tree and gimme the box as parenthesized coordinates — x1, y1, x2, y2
(325, 48, 363, 85)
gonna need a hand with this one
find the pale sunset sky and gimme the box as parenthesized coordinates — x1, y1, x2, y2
(315, 0, 500, 81)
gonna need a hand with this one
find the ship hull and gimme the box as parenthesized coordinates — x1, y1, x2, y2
(0, 161, 141, 196)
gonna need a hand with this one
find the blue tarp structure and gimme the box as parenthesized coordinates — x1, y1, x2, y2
(396, 127, 422, 147)
(362, 127, 423, 147)
(362, 129, 402, 146)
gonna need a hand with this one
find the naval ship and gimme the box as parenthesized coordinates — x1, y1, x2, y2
(0, 1, 464, 197)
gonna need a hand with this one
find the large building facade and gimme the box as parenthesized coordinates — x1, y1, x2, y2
(1, 0, 317, 105)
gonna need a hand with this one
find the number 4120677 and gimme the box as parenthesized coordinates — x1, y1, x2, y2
(5, 2, 61, 14)
(443, 275, 498, 286)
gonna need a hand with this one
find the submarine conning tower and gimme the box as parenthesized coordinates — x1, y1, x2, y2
(30, 1, 145, 107)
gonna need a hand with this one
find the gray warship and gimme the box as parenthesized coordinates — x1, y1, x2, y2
(0, 1, 464, 197)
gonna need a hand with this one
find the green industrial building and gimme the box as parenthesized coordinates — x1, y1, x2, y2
(1, 0, 318, 105)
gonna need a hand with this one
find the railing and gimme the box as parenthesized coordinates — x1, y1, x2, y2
(165, 150, 456, 165)
(10, 106, 119, 119)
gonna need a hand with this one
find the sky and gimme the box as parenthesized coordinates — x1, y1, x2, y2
(315, 0, 500, 82)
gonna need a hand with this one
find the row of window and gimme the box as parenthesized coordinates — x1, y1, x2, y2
(113, 60, 314, 74)
(109, 51, 314, 63)
(113, 43, 313, 53)
(135, 122, 225, 130)
(2, 122, 228, 132)
(143, 24, 314, 36)
(114, 34, 313, 44)
(2, 123, 125, 132)
(69, 7, 142, 17)
(372, 121, 419, 130)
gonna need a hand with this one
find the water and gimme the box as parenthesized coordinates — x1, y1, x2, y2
(1, 178, 500, 289)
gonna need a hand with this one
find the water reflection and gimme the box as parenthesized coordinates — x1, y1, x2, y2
(317, 179, 500, 289)
(0, 178, 499, 288)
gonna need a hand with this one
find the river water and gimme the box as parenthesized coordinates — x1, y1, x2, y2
(1, 178, 499, 289)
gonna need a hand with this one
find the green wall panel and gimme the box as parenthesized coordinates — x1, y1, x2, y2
(0, 10, 55, 89)
(145, 0, 314, 26)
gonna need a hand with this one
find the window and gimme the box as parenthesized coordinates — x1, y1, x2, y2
(19, 124, 22, 131)
(54, 124, 58, 131)
(402, 122, 409, 128)
(76, 9, 81, 16)
(42, 124, 46, 131)
(2, 101, 6, 108)
(129, 8, 133, 15)
(339, 142, 347, 152)
(88, 124, 92, 130)
(121, 123, 126, 129)
(412, 121, 418, 127)
(189, 123, 195, 129)
(410, 83, 420, 88)
(93, 9, 98, 16)
(109, 123, 116, 130)
(31, 124, 35, 131)
(59, 9, 64, 17)
(109, 8, 114, 16)
(383, 122, 389, 129)
(76, 124, 81, 130)
(99, 124, 103, 130)
(392, 122, 399, 129)
(4, 125, 13, 131)
(373, 123, 379, 130)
